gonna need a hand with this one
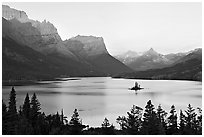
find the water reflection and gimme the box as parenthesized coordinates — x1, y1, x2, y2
(2, 77, 202, 127)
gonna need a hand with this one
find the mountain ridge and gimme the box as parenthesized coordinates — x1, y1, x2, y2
(2, 4, 201, 81)
(113, 48, 202, 81)
(115, 48, 198, 71)
(2, 5, 132, 80)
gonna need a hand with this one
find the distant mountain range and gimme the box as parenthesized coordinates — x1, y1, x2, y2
(115, 48, 190, 71)
(114, 48, 202, 81)
(2, 5, 202, 82)
(2, 5, 132, 81)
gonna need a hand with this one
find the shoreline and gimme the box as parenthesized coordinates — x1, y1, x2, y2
(112, 76, 202, 82)
(2, 78, 81, 86)
(3, 76, 201, 86)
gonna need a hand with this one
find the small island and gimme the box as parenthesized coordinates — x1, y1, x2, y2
(129, 82, 144, 90)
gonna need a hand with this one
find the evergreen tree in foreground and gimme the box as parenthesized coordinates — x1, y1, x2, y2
(2, 87, 202, 135)
(102, 118, 111, 128)
(7, 87, 18, 134)
(2, 100, 8, 134)
(142, 100, 160, 134)
(101, 117, 115, 134)
(196, 107, 202, 134)
(184, 104, 197, 134)
(179, 110, 185, 134)
(167, 105, 178, 134)
(116, 105, 143, 134)
(22, 93, 31, 119)
(30, 93, 41, 134)
(69, 109, 86, 134)
(156, 104, 167, 134)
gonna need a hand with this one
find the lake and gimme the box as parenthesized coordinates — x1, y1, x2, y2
(2, 77, 202, 128)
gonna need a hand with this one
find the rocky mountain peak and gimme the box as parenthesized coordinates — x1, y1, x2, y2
(72, 35, 104, 43)
(2, 5, 62, 44)
(69, 35, 108, 56)
(2, 5, 28, 21)
(144, 48, 159, 56)
(147, 47, 156, 53)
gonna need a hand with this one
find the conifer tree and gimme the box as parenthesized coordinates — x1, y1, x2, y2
(167, 105, 178, 134)
(69, 109, 81, 126)
(30, 93, 41, 134)
(179, 110, 185, 134)
(102, 118, 111, 128)
(7, 87, 18, 134)
(55, 112, 61, 127)
(156, 104, 167, 134)
(116, 105, 143, 134)
(127, 105, 143, 134)
(101, 118, 115, 134)
(69, 109, 86, 134)
(2, 100, 8, 134)
(184, 104, 197, 134)
(142, 100, 160, 135)
(116, 116, 127, 131)
(8, 87, 17, 114)
(22, 93, 31, 119)
(30, 93, 41, 117)
(196, 107, 202, 134)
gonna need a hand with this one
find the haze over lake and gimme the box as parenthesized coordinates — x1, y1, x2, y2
(2, 77, 202, 127)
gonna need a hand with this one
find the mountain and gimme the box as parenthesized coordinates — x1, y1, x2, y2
(2, 34, 107, 80)
(68, 35, 108, 56)
(115, 48, 188, 71)
(2, 5, 61, 44)
(64, 35, 132, 75)
(115, 50, 141, 65)
(2, 5, 132, 80)
(2, 5, 28, 20)
(113, 48, 202, 81)
(2, 5, 76, 59)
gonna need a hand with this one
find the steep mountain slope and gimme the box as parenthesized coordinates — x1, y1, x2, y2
(2, 5, 61, 43)
(113, 48, 202, 81)
(2, 5, 132, 80)
(64, 36, 132, 75)
(115, 48, 187, 71)
(2, 36, 106, 80)
(2, 19, 107, 80)
(2, 5, 76, 59)
(3, 36, 58, 80)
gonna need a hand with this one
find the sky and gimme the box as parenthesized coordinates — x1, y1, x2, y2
(3, 2, 202, 55)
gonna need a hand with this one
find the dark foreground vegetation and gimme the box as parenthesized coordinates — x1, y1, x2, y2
(2, 87, 202, 135)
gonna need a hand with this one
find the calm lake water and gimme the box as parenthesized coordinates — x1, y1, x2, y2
(2, 77, 202, 127)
